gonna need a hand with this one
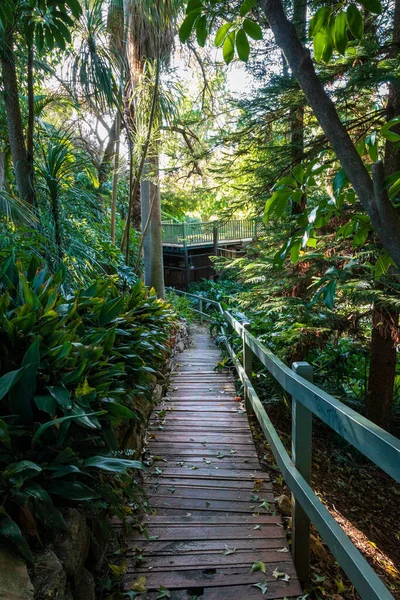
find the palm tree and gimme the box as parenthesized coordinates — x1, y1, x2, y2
(121, 0, 181, 298)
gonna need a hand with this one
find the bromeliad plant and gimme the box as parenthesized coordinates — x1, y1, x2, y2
(0, 254, 175, 563)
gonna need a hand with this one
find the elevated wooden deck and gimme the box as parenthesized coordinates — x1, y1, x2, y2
(124, 326, 302, 599)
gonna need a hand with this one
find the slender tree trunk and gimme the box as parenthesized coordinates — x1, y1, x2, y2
(366, 0, 400, 428)
(258, 0, 400, 269)
(99, 115, 118, 189)
(0, 151, 5, 191)
(140, 169, 152, 287)
(148, 154, 165, 298)
(111, 113, 121, 244)
(50, 194, 63, 262)
(26, 42, 35, 205)
(1, 30, 34, 204)
(290, 0, 306, 215)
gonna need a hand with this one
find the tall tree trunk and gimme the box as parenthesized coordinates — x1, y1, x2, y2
(1, 30, 34, 204)
(148, 154, 164, 297)
(0, 151, 5, 191)
(367, 307, 398, 427)
(290, 0, 306, 215)
(258, 0, 400, 269)
(99, 116, 118, 189)
(140, 169, 152, 287)
(111, 113, 121, 244)
(26, 42, 35, 205)
(366, 0, 400, 428)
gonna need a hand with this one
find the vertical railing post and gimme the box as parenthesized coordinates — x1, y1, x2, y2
(243, 323, 254, 416)
(199, 298, 203, 325)
(213, 224, 218, 255)
(291, 361, 313, 586)
(183, 223, 189, 290)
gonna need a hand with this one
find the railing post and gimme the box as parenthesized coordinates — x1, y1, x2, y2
(243, 323, 254, 416)
(183, 223, 189, 290)
(291, 361, 313, 586)
(213, 224, 218, 255)
(199, 298, 203, 325)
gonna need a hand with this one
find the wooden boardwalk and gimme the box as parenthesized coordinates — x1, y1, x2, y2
(124, 327, 302, 599)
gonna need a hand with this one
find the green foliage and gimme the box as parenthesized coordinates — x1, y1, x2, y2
(178, 0, 262, 64)
(0, 256, 174, 561)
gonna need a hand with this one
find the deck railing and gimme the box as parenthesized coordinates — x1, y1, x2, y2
(166, 287, 400, 600)
(162, 218, 263, 246)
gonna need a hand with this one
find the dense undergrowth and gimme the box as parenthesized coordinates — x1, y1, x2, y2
(0, 254, 175, 564)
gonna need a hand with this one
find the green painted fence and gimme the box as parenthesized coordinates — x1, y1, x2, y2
(166, 287, 400, 600)
(162, 218, 263, 245)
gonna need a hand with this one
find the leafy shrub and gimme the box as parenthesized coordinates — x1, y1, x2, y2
(0, 255, 175, 563)
(166, 291, 195, 323)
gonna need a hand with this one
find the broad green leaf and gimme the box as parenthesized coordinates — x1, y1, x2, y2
(99, 296, 125, 326)
(0, 367, 26, 402)
(186, 0, 202, 13)
(223, 31, 236, 64)
(239, 0, 256, 16)
(333, 169, 348, 196)
(380, 117, 400, 143)
(179, 8, 201, 43)
(47, 384, 72, 409)
(323, 280, 337, 309)
(11, 339, 40, 422)
(66, 0, 83, 19)
(196, 15, 207, 47)
(334, 12, 348, 55)
(0, 511, 34, 565)
(309, 6, 331, 37)
(359, 0, 382, 14)
(290, 240, 301, 263)
(346, 4, 363, 39)
(83, 456, 144, 473)
(313, 28, 333, 62)
(236, 28, 250, 62)
(32, 411, 104, 446)
(156, 587, 171, 599)
(215, 22, 232, 47)
(242, 18, 262, 40)
(34, 395, 57, 416)
(47, 481, 100, 501)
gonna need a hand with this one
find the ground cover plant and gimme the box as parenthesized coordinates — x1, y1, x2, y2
(0, 254, 174, 563)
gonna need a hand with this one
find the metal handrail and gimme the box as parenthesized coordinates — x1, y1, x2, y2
(167, 287, 400, 600)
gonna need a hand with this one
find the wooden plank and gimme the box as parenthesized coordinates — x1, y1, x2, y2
(148, 497, 273, 513)
(123, 563, 297, 588)
(146, 468, 269, 479)
(146, 486, 274, 501)
(140, 584, 300, 600)
(132, 550, 291, 570)
(127, 538, 287, 554)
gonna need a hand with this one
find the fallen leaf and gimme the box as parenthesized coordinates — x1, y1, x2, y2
(131, 576, 147, 592)
(272, 567, 290, 582)
(108, 561, 127, 578)
(277, 547, 289, 553)
(253, 579, 269, 594)
(167, 487, 175, 493)
(252, 561, 267, 574)
(156, 586, 171, 599)
(254, 525, 261, 530)
(260, 500, 271, 511)
(223, 545, 237, 555)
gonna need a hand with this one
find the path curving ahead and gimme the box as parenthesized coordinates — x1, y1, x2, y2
(124, 326, 302, 599)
